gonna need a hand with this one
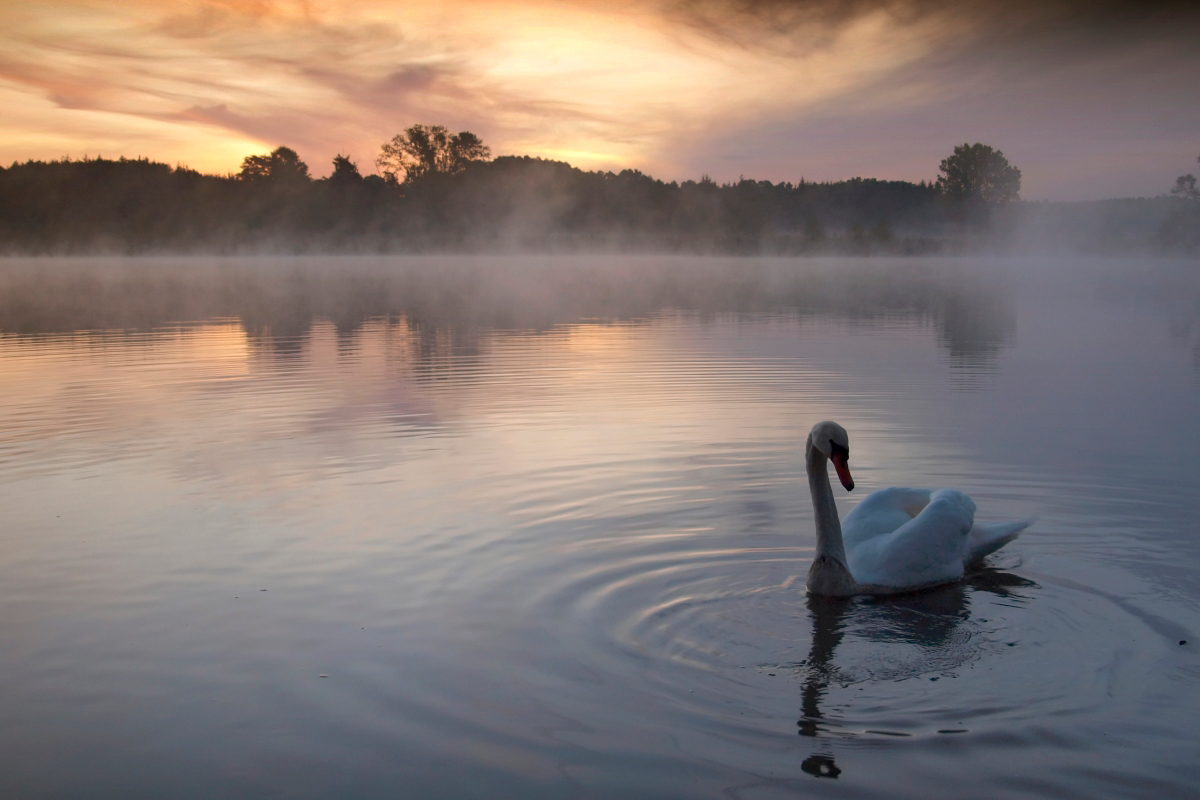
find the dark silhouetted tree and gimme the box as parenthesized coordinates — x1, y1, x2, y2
(376, 125, 491, 183)
(1170, 156, 1199, 201)
(238, 146, 311, 184)
(804, 217, 825, 244)
(871, 219, 893, 244)
(329, 154, 363, 185)
(936, 143, 1021, 206)
(1158, 155, 1200, 253)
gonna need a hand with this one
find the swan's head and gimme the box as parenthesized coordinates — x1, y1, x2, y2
(809, 420, 854, 491)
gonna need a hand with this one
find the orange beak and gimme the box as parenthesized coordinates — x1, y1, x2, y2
(831, 452, 854, 491)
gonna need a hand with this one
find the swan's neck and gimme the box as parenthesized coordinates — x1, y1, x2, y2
(806, 434, 848, 568)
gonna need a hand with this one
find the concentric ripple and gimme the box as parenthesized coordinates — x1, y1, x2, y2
(2, 257, 1200, 799)
(497, 507, 1175, 754)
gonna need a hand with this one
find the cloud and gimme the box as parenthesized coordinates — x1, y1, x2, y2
(637, 0, 1200, 197)
(0, 0, 1196, 195)
(658, 0, 1199, 42)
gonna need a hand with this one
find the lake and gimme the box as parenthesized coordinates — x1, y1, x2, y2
(1, 255, 1197, 799)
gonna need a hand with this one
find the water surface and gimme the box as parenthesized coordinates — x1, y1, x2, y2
(1, 256, 1198, 798)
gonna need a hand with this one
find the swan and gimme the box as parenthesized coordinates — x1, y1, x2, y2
(805, 420, 1031, 596)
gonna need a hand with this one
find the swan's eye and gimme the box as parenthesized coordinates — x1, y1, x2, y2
(829, 441, 849, 460)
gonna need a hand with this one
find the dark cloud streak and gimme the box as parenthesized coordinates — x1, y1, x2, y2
(645, 0, 1200, 197)
(653, 0, 1200, 69)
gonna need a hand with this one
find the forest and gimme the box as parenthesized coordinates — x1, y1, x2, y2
(0, 128, 1195, 255)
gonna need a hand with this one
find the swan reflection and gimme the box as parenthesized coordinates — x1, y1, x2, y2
(797, 568, 1037, 777)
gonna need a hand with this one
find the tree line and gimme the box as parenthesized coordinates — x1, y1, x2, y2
(0, 125, 1190, 255)
(1161, 154, 1200, 253)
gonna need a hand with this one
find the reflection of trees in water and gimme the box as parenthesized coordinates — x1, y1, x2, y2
(1163, 289, 1200, 375)
(936, 283, 1016, 367)
(1166, 317, 1200, 375)
(238, 316, 484, 377)
(796, 569, 1037, 779)
(1097, 265, 1200, 374)
(0, 258, 1015, 366)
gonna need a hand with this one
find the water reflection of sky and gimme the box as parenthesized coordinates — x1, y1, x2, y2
(0, 256, 1198, 798)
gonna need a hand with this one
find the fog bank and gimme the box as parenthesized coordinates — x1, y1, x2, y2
(2, 156, 1197, 257)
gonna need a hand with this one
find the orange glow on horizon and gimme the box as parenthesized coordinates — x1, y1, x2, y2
(1, 0, 1196, 197)
(0, 0, 949, 179)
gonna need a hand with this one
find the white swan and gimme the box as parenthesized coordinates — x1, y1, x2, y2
(805, 420, 1031, 596)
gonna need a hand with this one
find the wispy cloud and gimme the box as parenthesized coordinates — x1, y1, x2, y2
(0, 0, 1196, 197)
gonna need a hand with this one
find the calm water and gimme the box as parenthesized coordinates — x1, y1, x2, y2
(1, 256, 1198, 799)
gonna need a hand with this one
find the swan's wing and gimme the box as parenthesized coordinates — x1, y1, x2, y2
(965, 517, 1034, 566)
(842, 487, 934, 550)
(848, 489, 976, 589)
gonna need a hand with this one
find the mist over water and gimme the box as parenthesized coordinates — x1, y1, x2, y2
(1, 256, 1198, 798)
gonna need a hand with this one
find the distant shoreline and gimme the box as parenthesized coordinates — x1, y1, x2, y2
(1, 155, 1196, 257)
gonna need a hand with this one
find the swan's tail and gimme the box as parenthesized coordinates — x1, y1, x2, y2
(965, 517, 1035, 566)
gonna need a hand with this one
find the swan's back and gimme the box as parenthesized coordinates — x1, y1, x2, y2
(842, 487, 935, 549)
(846, 489, 977, 589)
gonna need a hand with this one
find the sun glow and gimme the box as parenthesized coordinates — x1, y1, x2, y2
(3, 0, 1194, 195)
(0, 0, 949, 178)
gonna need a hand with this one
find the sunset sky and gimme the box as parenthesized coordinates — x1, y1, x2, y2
(2, 0, 1196, 200)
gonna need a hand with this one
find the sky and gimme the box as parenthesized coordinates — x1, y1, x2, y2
(1, 0, 1197, 200)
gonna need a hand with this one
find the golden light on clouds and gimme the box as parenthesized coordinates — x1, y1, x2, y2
(0, 0, 949, 173)
(1, 0, 1197, 196)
